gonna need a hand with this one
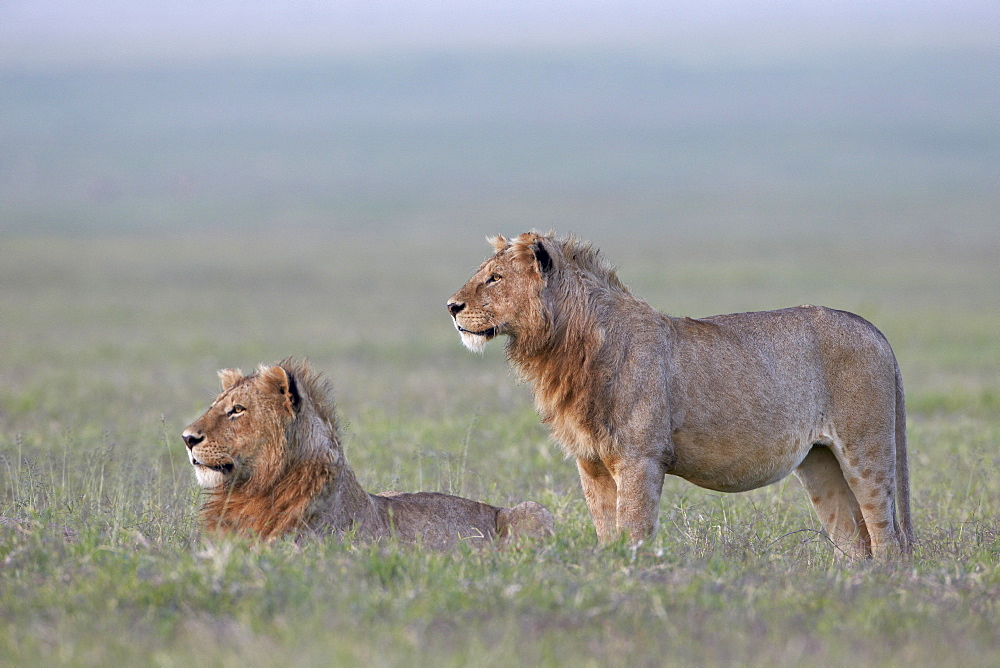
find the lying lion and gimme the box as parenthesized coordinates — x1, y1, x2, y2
(447, 231, 914, 559)
(181, 359, 554, 548)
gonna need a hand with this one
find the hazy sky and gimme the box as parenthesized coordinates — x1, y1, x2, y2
(2, 1, 997, 69)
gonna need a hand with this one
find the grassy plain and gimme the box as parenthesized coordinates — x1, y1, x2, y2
(2, 49, 999, 665)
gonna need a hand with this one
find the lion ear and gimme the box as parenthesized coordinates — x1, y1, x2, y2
(258, 364, 300, 415)
(218, 368, 244, 391)
(488, 234, 510, 253)
(531, 238, 553, 274)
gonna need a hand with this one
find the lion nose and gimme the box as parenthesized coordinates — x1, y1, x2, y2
(183, 431, 205, 449)
(447, 300, 465, 317)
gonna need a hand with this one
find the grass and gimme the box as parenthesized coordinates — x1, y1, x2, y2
(2, 49, 999, 665)
(1, 227, 997, 666)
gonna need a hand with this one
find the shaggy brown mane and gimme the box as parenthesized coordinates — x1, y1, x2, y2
(543, 235, 628, 293)
(503, 234, 650, 450)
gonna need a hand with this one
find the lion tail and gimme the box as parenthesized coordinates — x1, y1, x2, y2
(894, 360, 915, 554)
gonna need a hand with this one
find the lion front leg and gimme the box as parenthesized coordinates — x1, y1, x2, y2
(610, 456, 666, 545)
(576, 458, 618, 543)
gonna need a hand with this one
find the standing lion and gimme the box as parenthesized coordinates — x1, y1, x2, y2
(182, 358, 554, 548)
(447, 232, 913, 559)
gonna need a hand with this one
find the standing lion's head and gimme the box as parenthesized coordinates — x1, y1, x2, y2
(446, 232, 556, 354)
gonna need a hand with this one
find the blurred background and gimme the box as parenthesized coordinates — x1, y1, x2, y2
(3, 0, 997, 241)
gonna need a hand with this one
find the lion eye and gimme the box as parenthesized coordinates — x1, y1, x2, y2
(485, 273, 502, 286)
(228, 404, 246, 417)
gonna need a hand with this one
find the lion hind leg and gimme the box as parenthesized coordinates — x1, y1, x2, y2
(496, 501, 556, 542)
(830, 427, 905, 560)
(843, 462, 900, 560)
(794, 446, 872, 559)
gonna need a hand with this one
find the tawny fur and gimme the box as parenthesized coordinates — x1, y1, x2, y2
(447, 232, 914, 559)
(182, 359, 554, 549)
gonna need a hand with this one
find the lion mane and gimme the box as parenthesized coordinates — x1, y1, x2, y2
(448, 232, 914, 559)
(181, 358, 554, 548)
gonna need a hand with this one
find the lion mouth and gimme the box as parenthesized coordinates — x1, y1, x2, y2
(191, 458, 235, 474)
(457, 325, 498, 338)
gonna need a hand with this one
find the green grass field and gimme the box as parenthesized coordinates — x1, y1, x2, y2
(2, 49, 998, 665)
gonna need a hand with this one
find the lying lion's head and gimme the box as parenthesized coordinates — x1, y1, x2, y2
(182, 364, 300, 492)
(446, 232, 556, 354)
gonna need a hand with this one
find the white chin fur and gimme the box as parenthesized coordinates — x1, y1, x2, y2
(460, 331, 491, 354)
(194, 466, 225, 489)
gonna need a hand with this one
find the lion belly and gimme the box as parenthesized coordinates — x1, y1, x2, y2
(669, 430, 816, 493)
